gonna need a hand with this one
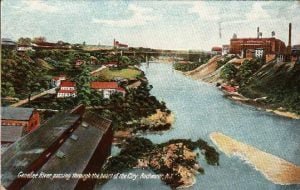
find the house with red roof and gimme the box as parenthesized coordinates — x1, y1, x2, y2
(91, 82, 125, 99)
(57, 81, 77, 98)
(211, 47, 222, 55)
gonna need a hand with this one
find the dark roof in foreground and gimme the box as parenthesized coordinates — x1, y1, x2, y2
(1, 107, 35, 121)
(1, 125, 24, 142)
(1, 112, 81, 187)
(22, 112, 112, 190)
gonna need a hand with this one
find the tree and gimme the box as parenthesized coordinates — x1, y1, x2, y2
(16, 60, 48, 104)
(220, 63, 238, 81)
(75, 64, 92, 105)
(18, 37, 31, 46)
(33, 36, 46, 43)
(238, 59, 261, 85)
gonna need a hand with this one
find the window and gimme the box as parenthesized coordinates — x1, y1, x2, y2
(55, 151, 65, 159)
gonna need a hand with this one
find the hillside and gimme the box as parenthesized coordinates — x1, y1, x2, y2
(183, 54, 300, 114)
(239, 61, 300, 113)
(185, 55, 222, 79)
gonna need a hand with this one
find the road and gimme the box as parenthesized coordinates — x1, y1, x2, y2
(10, 88, 56, 107)
(10, 66, 106, 107)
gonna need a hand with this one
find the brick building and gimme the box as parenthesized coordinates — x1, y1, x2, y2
(1, 107, 40, 133)
(1, 106, 113, 190)
(113, 39, 128, 49)
(229, 37, 286, 61)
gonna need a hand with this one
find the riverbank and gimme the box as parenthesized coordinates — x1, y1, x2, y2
(210, 132, 300, 185)
(221, 89, 300, 119)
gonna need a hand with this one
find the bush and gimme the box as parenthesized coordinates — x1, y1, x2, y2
(220, 63, 238, 81)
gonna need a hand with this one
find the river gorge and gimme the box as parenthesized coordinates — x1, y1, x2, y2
(100, 62, 300, 190)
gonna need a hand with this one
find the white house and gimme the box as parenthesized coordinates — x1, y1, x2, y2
(17, 46, 34, 52)
(91, 82, 125, 99)
(255, 48, 264, 58)
(57, 81, 77, 98)
(222, 45, 230, 55)
(51, 75, 66, 88)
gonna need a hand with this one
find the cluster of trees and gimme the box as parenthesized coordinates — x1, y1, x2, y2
(1, 49, 50, 102)
(174, 53, 211, 72)
(238, 61, 300, 114)
(103, 137, 219, 189)
(95, 80, 169, 131)
(216, 55, 235, 68)
(220, 59, 262, 86)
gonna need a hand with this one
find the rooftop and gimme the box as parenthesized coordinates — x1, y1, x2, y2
(212, 47, 222, 51)
(22, 112, 111, 190)
(60, 81, 76, 87)
(1, 107, 35, 121)
(1, 125, 24, 142)
(91, 81, 119, 89)
(1, 112, 81, 187)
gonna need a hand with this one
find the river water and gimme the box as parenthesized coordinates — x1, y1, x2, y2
(100, 62, 300, 190)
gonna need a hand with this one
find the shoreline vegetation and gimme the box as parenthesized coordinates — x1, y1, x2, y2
(177, 55, 300, 120)
(221, 90, 300, 119)
(210, 132, 300, 185)
(101, 137, 219, 189)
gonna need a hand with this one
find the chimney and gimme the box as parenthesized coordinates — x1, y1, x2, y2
(113, 38, 116, 47)
(257, 27, 260, 38)
(286, 23, 292, 62)
(288, 23, 292, 47)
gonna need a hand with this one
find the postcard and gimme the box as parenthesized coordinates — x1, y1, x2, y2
(1, 1, 300, 190)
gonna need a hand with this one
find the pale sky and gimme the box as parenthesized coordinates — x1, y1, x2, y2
(1, 0, 300, 51)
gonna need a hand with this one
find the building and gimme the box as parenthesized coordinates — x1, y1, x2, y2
(103, 61, 118, 68)
(32, 41, 71, 50)
(222, 45, 230, 55)
(91, 82, 126, 98)
(1, 38, 17, 49)
(57, 81, 76, 98)
(1, 107, 40, 134)
(17, 45, 34, 52)
(51, 75, 66, 88)
(291, 45, 300, 64)
(1, 106, 113, 190)
(211, 47, 222, 55)
(230, 37, 286, 61)
(1, 125, 24, 144)
(255, 48, 264, 58)
(113, 39, 128, 49)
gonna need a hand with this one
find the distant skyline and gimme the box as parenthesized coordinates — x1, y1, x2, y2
(1, 0, 300, 50)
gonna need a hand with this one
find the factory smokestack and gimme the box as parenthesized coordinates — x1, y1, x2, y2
(286, 23, 292, 62)
(257, 27, 260, 38)
(288, 23, 292, 47)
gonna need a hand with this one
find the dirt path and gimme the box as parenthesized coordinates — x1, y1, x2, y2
(10, 88, 56, 107)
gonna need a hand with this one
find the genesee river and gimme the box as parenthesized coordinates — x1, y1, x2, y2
(100, 62, 300, 190)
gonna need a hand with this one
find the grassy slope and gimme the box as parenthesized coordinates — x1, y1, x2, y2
(239, 61, 300, 113)
(93, 68, 141, 80)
